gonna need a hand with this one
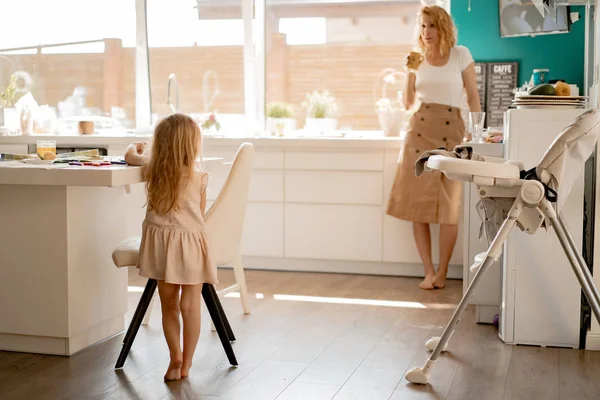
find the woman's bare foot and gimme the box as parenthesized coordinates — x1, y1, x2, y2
(181, 361, 192, 379)
(164, 358, 183, 381)
(419, 273, 435, 290)
(433, 273, 446, 289)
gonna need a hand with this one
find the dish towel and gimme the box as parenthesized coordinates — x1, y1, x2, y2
(414, 144, 485, 176)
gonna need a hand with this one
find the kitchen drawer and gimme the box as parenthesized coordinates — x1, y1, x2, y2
(285, 149, 383, 171)
(286, 170, 382, 205)
(204, 149, 284, 170)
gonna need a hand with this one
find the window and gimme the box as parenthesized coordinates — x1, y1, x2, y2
(0, 0, 138, 132)
(265, 1, 420, 134)
(146, 0, 249, 135)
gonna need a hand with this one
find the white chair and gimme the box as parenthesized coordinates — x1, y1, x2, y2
(205, 142, 254, 316)
(110, 142, 254, 368)
(405, 109, 600, 385)
(122, 142, 254, 325)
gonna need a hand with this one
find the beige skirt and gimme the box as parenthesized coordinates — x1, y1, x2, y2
(386, 102, 465, 225)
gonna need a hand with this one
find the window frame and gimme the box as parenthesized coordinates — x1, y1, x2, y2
(135, 0, 264, 134)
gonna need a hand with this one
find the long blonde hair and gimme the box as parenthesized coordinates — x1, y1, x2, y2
(145, 113, 202, 215)
(416, 5, 457, 57)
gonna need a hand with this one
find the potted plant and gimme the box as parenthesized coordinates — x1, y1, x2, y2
(266, 102, 296, 136)
(0, 75, 20, 130)
(200, 112, 221, 135)
(302, 90, 338, 135)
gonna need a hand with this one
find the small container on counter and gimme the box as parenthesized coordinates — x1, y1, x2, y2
(36, 140, 56, 159)
(78, 121, 95, 134)
(532, 69, 550, 85)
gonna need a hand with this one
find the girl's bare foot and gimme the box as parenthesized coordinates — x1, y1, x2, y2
(433, 273, 446, 289)
(181, 361, 192, 379)
(164, 358, 183, 381)
(419, 273, 435, 290)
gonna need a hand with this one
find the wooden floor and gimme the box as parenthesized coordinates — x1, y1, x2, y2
(1, 269, 599, 400)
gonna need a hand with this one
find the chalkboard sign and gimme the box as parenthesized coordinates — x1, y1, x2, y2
(485, 62, 519, 128)
(474, 62, 487, 113)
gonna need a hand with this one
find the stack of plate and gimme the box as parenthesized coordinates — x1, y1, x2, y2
(511, 95, 587, 109)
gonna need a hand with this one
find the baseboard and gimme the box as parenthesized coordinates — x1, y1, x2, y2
(0, 332, 68, 355)
(67, 314, 125, 355)
(586, 331, 600, 351)
(0, 314, 125, 356)
(221, 256, 463, 279)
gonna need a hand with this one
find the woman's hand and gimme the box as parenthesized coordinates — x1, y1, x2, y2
(405, 52, 424, 72)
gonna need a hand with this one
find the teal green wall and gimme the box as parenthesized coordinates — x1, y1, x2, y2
(451, 0, 586, 89)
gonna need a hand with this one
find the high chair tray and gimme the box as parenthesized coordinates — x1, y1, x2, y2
(426, 155, 521, 181)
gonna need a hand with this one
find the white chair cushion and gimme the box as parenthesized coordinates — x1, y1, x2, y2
(112, 236, 141, 268)
(426, 155, 521, 182)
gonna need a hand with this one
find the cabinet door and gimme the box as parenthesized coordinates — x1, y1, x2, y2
(284, 204, 382, 262)
(242, 203, 284, 257)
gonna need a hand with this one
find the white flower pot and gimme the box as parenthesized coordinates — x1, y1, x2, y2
(377, 108, 405, 137)
(266, 117, 296, 136)
(305, 117, 337, 135)
(0, 107, 19, 132)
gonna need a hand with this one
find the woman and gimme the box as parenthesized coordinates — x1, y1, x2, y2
(387, 5, 481, 290)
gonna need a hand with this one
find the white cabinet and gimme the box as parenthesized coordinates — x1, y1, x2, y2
(203, 142, 467, 276)
(500, 109, 585, 348)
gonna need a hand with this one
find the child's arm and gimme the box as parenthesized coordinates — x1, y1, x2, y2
(124, 142, 149, 166)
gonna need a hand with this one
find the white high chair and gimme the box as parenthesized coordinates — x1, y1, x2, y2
(405, 108, 600, 385)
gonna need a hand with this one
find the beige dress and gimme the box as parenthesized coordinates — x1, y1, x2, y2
(137, 171, 218, 285)
(386, 102, 465, 225)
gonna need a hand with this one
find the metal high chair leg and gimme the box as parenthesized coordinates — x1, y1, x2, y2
(405, 198, 524, 385)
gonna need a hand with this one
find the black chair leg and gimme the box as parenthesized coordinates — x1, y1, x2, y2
(206, 284, 236, 342)
(115, 278, 157, 369)
(202, 283, 238, 366)
(122, 280, 155, 344)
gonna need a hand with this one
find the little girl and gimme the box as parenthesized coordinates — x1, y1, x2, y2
(124, 113, 217, 381)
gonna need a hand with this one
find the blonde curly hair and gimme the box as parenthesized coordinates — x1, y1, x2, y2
(416, 5, 457, 57)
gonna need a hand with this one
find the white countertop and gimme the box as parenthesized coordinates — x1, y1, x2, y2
(0, 132, 405, 149)
(0, 161, 143, 187)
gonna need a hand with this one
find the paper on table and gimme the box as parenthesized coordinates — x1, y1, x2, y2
(0, 161, 70, 170)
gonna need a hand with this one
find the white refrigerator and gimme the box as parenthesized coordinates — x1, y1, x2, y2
(499, 108, 587, 348)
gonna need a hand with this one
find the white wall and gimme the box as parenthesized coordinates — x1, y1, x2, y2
(326, 16, 418, 44)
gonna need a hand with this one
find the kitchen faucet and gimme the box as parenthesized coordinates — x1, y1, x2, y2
(167, 73, 179, 113)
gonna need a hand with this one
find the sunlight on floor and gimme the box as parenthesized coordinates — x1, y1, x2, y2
(224, 291, 427, 308)
(127, 286, 454, 309)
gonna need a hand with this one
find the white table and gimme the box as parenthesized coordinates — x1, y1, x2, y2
(0, 162, 146, 355)
(0, 158, 225, 356)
